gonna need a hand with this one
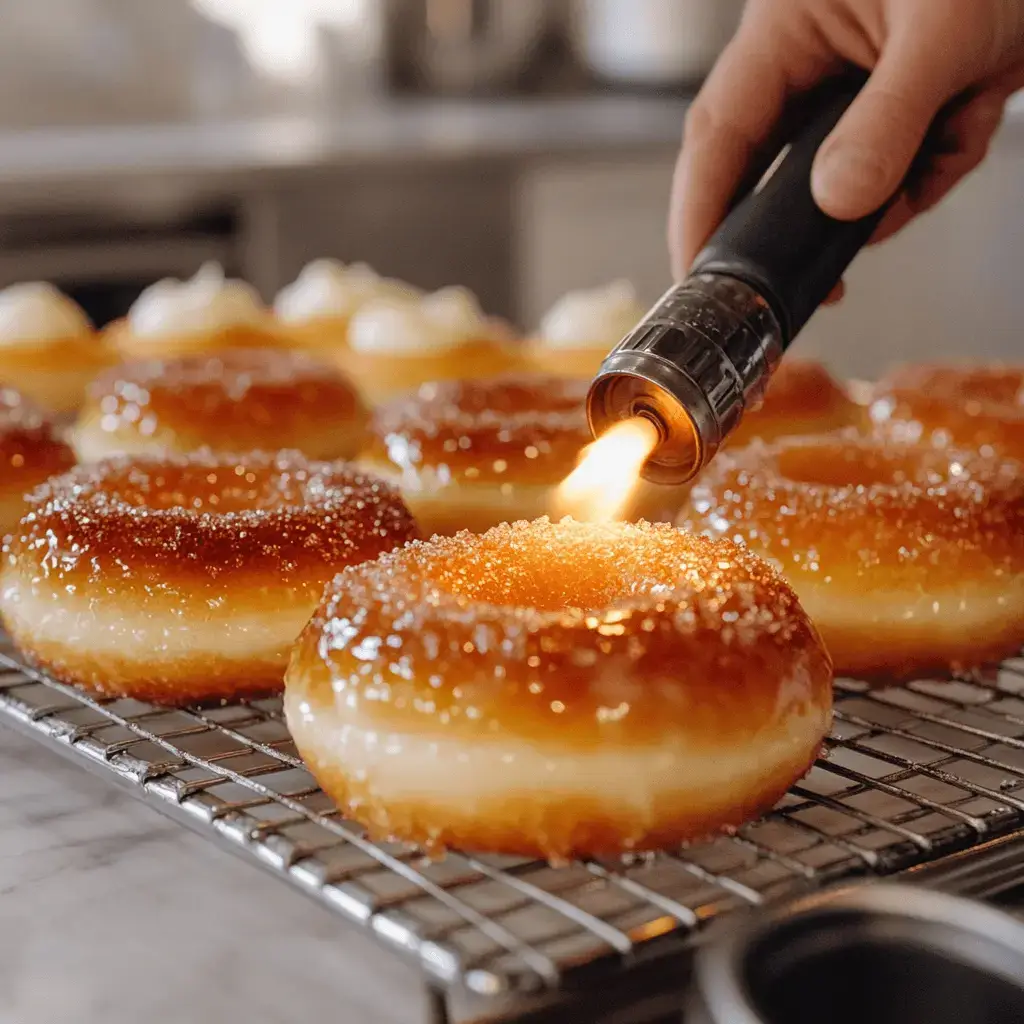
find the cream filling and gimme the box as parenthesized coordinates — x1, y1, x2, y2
(0, 282, 92, 346)
(127, 263, 265, 340)
(285, 692, 828, 806)
(1, 582, 315, 663)
(348, 286, 491, 355)
(537, 280, 645, 350)
(273, 259, 419, 324)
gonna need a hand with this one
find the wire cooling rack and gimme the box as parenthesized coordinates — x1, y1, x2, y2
(4, 635, 1024, 1006)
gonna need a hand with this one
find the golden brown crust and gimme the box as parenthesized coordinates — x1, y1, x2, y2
(871, 364, 1024, 461)
(682, 433, 1024, 677)
(728, 359, 866, 447)
(105, 318, 291, 359)
(77, 348, 367, 459)
(1, 450, 421, 703)
(524, 341, 606, 380)
(0, 387, 76, 530)
(366, 376, 593, 489)
(338, 338, 523, 405)
(287, 518, 833, 746)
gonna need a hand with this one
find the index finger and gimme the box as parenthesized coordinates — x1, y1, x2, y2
(669, 25, 832, 278)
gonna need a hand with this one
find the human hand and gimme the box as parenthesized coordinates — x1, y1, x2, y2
(669, 0, 1024, 284)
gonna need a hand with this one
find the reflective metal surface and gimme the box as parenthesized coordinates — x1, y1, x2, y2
(689, 884, 1024, 1024)
(587, 274, 782, 484)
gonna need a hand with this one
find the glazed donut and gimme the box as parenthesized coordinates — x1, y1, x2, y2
(285, 518, 833, 861)
(343, 286, 521, 405)
(0, 282, 113, 414)
(0, 451, 419, 704)
(0, 387, 76, 535)
(870, 364, 1024, 461)
(73, 348, 368, 463)
(106, 263, 288, 360)
(728, 359, 867, 448)
(682, 433, 1024, 679)
(526, 280, 647, 379)
(362, 375, 667, 535)
(273, 259, 421, 354)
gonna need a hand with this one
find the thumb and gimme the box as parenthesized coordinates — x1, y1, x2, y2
(811, 43, 960, 221)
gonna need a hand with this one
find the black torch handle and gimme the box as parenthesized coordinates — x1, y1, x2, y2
(689, 70, 891, 345)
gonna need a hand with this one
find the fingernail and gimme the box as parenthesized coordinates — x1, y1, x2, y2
(812, 145, 893, 219)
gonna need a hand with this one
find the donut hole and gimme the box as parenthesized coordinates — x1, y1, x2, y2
(423, 521, 680, 612)
(96, 460, 319, 513)
(776, 442, 928, 489)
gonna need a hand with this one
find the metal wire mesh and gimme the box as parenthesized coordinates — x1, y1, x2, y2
(3, 631, 1024, 999)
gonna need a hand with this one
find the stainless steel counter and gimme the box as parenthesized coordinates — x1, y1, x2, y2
(0, 96, 688, 204)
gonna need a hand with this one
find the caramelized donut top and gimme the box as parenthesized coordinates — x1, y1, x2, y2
(684, 433, 1024, 585)
(6, 450, 419, 589)
(288, 518, 832, 746)
(82, 349, 366, 452)
(729, 359, 864, 447)
(0, 386, 76, 490)
(366, 376, 592, 489)
(871, 364, 1024, 460)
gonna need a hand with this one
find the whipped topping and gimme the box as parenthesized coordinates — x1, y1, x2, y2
(273, 259, 420, 324)
(0, 282, 92, 346)
(348, 286, 491, 355)
(127, 263, 265, 339)
(537, 280, 646, 349)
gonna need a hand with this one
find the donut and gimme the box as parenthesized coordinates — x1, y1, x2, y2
(73, 348, 368, 463)
(681, 432, 1024, 679)
(526, 280, 647, 379)
(273, 259, 422, 354)
(285, 518, 833, 861)
(362, 375, 668, 536)
(0, 282, 113, 414)
(870, 364, 1024, 461)
(343, 286, 521, 405)
(728, 359, 867, 448)
(0, 387, 76, 535)
(106, 263, 288, 360)
(0, 451, 419, 704)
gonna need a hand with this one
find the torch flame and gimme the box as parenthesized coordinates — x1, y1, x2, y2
(554, 417, 659, 523)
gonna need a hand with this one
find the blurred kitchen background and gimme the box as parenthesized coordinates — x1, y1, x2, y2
(1, 0, 1021, 379)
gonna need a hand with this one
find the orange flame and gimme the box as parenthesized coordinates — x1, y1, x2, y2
(554, 418, 659, 523)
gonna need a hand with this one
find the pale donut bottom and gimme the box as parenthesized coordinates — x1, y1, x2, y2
(791, 578, 1024, 679)
(360, 462, 686, 537)
(283, 684, 830, 860)
(0, 570, 324, 704)
(72, 410, 366, 464)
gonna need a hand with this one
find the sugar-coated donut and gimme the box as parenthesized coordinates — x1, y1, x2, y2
(362, 375, 668, 535)
(682, 433, 1024, 679)
(343, 286, 521, 405)
(0, 282, 113, 414)
(870, 364, 1024, 461)
(285, 518, 833, 861)
(0, 451, 419, 704)
(363, 376, 592, 535)
(73, 348, 368, 463)
(0, 387, 76, 535)
(525, 280, 647, 380)
(107, 263, 288, 360)
(728, 359, 866, 448)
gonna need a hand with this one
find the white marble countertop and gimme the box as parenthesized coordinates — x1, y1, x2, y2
(0, 730, 433, 1024)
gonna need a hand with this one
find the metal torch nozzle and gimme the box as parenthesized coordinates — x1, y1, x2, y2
(586, 275, 783, 486)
